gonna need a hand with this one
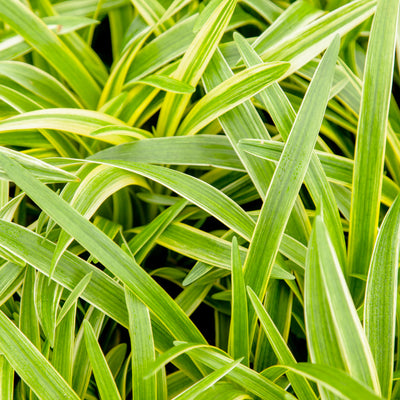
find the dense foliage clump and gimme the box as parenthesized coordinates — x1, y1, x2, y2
(0, 0, 399, 398)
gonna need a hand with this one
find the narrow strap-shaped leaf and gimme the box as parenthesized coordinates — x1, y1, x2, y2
(243, 37, 339, 325)
(315, 216, 380, 393)
(49, 164, 148, 277)
(0, 61, 82, 108)
(251, 0, 324, 57)
(56, 272, 93, 326)
(364, 194, 400, 398)
(0, 146, 77, 183)
(184, 346, 297, 400)
(129, 199, 188, 264)
(173, 359, 243, 400)
(134, 75, 195, 94)
(0, 0, 100, 108)
(281, 363, 382, 400)
(0, 109, 148, 145)
(125, 288, 157, 400)
(235, 33, 347, 270)
(202, 49, 311, 245)
(91, 135, 244, 171)
(19, 266, 40, 350)
(83, 321, 122, 400)
(157, 0, 236, 136)
(0, 220, 201, 379)
(0, 153, 207, 345)
(176, 62, 289, 136)
(53, 304, 76, 383)
(247, 287, 317, 400)
(0, 309, 80, 399)
(125, 15, 197, 84)
(305, 219, 346, 400)
(228, 237, 249, 366)
(0, 356, 13, 400)
(72, 308, 106, 398)
(260, 0, 376, 72)
(138, 221, 294, 279)
(34, 273, 63, 347)
(347, 0, 399, 301)
(87, 159, 255, 241)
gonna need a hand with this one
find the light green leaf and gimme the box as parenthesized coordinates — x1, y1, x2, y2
(247, 287, 317, 400)
(0, 109, 141, 145)
(0, 61, 82, 108)
(0, 146, 77, 183)
(134, 75, 195, 94)
(314, 215, 380, 393)
(243, 36, 340, 323)
(83, 320, 122, 400)
(235, 32, 346, 269)
(92, 135, 243, 170)
(34, 273, 63, 347)
(347, 0, 399, 301)
(157, 0, 237, 136)
(87, 159, 255, 241)
(0, 0, 101, 108)
(0, 153, 206, 346)
(173, 358, 243, 400)
(281, 363, 382, 400)
(125, 288, 157, 400)
(176, 61, 289, 136)
(0, 309, 80, 399)
(228, 237, 249, 366)
(364, 194, 400, 398)
(56, 272, 93, 326)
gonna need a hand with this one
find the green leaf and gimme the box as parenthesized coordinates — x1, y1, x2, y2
(228, 237, 249, 366)
(83, 320, 122, 400)
(238, 139, 399, 207)
(56, 272, 93, 326)
(125, 288, 157, 400)
(0, 356, 13, 400)
(243, 36, 340, 323)
(0, 146, 77, 183)
(134, 75, 195, 94)
(0, 0, 101, 108)
(364, 194, 400, 398)
(0, 61, 82, 108)
(125, 15, 197, 83)
(0, 309, 80, 399)
(0, 109, 146, 145)
(133, 221, 295, 279)
(87, 159, 255, 241)
(347, 0, 400, 301)
(247, 287, 317, 400)
(181, 345, 297, 400)
(53, 305, 76, 383)
(157, 0, 237, 136)
(313, 215, 380, 393)
(0, 153, 206, 346)
(281, 363, 382, 400)
(34, 273, 63, 347)
(129, 199, 187, 264)
(260, 0, 376, 72)
(176, 61, 289, 136)
(235, 32, 346, 269)
(173, 358, 243, 400)
(92, 135, 243, 171)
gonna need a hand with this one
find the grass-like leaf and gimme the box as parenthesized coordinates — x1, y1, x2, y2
(83, 320, 122, 400)
(243, 36, 339, 325)
(364, 194, 400, 397)
(347, 0, 399, 301)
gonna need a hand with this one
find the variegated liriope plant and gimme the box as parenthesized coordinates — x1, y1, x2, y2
(0, 0, 399, 398)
